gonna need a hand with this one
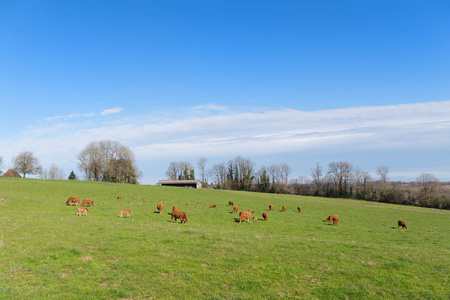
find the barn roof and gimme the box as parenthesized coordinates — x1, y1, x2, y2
(157, 180, 202, 189)
(1, 169, 22, 178)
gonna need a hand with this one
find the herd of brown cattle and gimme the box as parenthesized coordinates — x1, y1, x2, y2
(66, 196, 408, 229)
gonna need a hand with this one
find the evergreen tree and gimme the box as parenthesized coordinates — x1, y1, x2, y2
(68, 170, 77, 180)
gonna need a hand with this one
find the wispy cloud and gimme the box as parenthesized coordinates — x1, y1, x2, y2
(100, 107, 123, 116)
(2, 100, 450, 182)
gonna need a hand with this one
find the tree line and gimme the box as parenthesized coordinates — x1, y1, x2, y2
(0, 140, 141, 184)
(165, 156, 450, 210)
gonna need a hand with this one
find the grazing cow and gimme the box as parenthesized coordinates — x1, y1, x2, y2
(232, 206, 239, 214)
(228, 201, 234, 206)
(66, 197, 80, 206)
(138, 202, 143, 205)
(157, 203, 163, 214)
(239, 210, 252, 223)
(171, 210, 188, 224)
(281, 206, 287, 212)
(269, 204, 274, 211)
(253, 216, 258, 220)
(248, 209, 255, 213)
(187, 202, 190, 206)
(81, 198, 94, 207)
(119, 209, 132, 218)
(326, 215, 339, 225)
(297, 206, 301, 212)
(209, 204, 217, 208)
(129, 202, 133, 205)
(117, 196, 122, 199)
(76, 207, 89, 216)
(262, 212, 268, 221)
(398, 220, 408, 229)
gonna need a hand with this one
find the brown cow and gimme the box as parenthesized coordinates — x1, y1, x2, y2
(398, 220, 408, 229)
(119, 209, 132, 218)
(171, 210, 188, 224)
(269, 204, 274, 211)
(297, 206, 301, 212)
(66, 197, 80, 206)
(81, 198, 94, 207)
(76, 207, 89, 216)
(187, 202, 190, 206)
(172, 205, 178, 212)
(232, 206, 239, 214)
(117, 196, 122, 199)
(281, 205, 287, 212)
(326, 215, 339, 225)
(228, 201, 234, 206)
(209, 204, 217, 208)
(248, 209, 255, 213)
(262, 212, 268, 221)
(157, 203, 163, 214)
(239, 210, 252, 223)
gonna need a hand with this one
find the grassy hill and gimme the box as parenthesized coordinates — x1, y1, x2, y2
(0, 178, 449, 299)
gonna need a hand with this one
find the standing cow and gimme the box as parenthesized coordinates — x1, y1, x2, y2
(239, 210, 252, 223)
(157, 203, 163, 214)
(281, 205, 287, 212)
(398, 220, 408, 229)
(232, 206, 239, 214)
(262, 212, 268, 221)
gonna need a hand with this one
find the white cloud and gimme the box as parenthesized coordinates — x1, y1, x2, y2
(2, 100, 450, 182)
(100, 107, 123, 116)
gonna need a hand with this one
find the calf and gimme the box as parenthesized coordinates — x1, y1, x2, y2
(76, 207, 89, 216)
(232, 206, 239, 214)
(239, 210, 252, 223)
(81, 198, 94, 207)
(66, 197, 80, 206)
(398, 220, 408, 229)
(157, 203, 163, 214)
(262, 212, 268, 221)
(171, 210, 188, 224)
(209, 204, 217, 208)
(119, 209, 132, 218)
(281, 205, 287, 212)
(297, 206, 301, 212)
(326, 215, 339, 225)
(269, 204, 274, 211)
(228, 201, 234, 206)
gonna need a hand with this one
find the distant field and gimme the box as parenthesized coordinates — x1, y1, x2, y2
(0, 178, 449, 299)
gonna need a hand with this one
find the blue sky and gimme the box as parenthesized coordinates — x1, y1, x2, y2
(1, 0, 449, 184)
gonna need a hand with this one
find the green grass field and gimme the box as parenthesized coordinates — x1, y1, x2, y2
(0, 178, 449, 299)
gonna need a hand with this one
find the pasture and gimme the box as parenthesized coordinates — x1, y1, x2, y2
(0, 178, 449, 299)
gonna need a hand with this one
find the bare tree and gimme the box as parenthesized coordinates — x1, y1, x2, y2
(209, 162, 227, 189)
(377, 165, 390, 183)
(354, 168, 372, 199)
(417, 173, 440, 205)
(328, 161, 353, 197)
(77, 140, 140, 183)
(48, 164, 65, 180)
(165, 162, 180, 180)
(311, 162, 323, 196)
(279, 163, 292, 185)
(198, 157, 208, 183)
(12, 151, 40, 178)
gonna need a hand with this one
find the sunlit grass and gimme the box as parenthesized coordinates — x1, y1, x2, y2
(0, 178, 449, 299)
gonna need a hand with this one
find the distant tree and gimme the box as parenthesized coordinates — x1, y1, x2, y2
(0, 156, 3, 175)
(377, 165, 390, 183)
(416, 173, 440, 206)
(77, 140, 141, 184)
(311, 162, 323, 196)
(48, 164, 65, 180)
(328, 161, 353, 197)
(198, 157, 207, 183)
(165, 162, 180, 180)
(12, 151, 40, 178)
(209, 162, 227, 189)
(68, 170, 77, 180)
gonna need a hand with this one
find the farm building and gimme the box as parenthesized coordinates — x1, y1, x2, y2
(1, 169, 22, 178)
(157, 180, 202, 189)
